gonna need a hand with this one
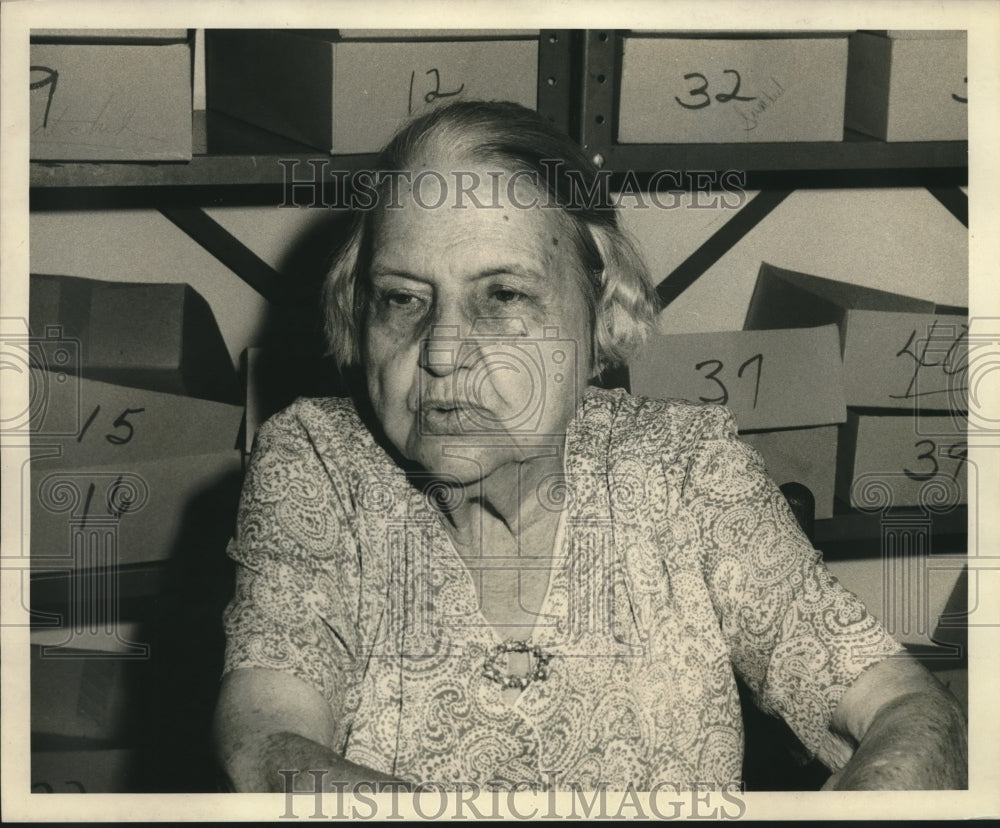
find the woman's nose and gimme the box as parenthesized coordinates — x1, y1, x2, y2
(419, 324, 464, 377)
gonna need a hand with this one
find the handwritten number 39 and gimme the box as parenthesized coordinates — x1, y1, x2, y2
(676, 69, 757, 110)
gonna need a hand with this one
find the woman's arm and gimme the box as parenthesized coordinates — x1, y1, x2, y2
(822, 654, 967, 790)
(213, 667, 408, 792)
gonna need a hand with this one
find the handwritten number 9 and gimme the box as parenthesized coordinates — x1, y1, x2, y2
(676, 69, 756, 110)
(946, 442, 968, 483)
(30, 65, 59, 129)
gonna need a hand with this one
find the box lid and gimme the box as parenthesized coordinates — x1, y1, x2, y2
(31, 29, 190, 43)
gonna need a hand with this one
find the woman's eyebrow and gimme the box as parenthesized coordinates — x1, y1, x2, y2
(369, 268, 432, 284)
(471, 265, 546, 283)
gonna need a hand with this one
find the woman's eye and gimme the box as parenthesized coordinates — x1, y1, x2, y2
(383, 291, 420, 308)
(490, 288, 525, 303)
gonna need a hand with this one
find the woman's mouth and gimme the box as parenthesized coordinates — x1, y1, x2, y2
(418, 401, 496, 434)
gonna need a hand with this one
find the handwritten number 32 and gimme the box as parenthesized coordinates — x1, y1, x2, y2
(676, 70, 756, 110)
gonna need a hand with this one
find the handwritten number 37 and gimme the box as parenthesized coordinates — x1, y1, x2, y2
(695, 354, 764, 408)
(676, 70, 757, 110)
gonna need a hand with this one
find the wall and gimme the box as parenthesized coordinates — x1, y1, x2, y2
(30, 187, 969, 368)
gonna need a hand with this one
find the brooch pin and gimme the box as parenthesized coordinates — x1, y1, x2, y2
(482, 639, 553, 690)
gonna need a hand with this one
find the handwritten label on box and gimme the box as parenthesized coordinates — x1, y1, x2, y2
(839, 412, 968, 508)
(619, 36, 848, 143)
(629, 325, 846, 430)
(841, 311, 968, 411)
(29, 369, 243, 467)
(331, 40, 538, 153)
(29, 43, 191, 161)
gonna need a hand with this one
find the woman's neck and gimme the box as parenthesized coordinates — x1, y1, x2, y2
(441, 449, 566, 551)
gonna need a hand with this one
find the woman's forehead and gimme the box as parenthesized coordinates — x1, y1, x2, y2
(370, 188, 580, 271)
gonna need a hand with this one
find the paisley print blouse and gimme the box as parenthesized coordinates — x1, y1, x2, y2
(222, 386, 903, 790)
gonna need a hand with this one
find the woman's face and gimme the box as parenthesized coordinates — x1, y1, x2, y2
(362, 165, 593, 484)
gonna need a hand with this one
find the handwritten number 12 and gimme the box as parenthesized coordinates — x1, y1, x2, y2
(408, 69, 465, 115)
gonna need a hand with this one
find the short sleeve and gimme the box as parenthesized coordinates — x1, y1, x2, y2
(682, 405, 905, 769)
(222, 404, 362, 724)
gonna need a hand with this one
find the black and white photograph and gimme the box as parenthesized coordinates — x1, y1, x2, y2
(1, 0, 997, 821)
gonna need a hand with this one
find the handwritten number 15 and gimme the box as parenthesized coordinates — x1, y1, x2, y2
(76, 405, 145, 445)
(676, 69, 756, 110)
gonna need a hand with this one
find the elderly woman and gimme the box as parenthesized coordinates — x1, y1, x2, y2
(214, 101, 966, 792)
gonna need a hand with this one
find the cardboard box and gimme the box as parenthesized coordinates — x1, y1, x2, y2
(744, 263, 968, 412)
(32, 29, 188, 41)
(618, 34, 848, 143)
(31, 622, 147, 654)
(861, 31, 966, 39)
(31, 748, 145, 794)
(205, 30, 538, 154)
(29, 42, 192, 160)
(629, 325, 846, 430)
(824, 555, 965, 648)
(845, 31, 967, 141)
(337, 30, 539, 39)
(27, 370, 243, 466)
(30, 450, 243, 569)
(31, 638, 151, 743)
(742, 426, 838, 519)
(835, 411, 967, 509)
(30, 274, 241, 405)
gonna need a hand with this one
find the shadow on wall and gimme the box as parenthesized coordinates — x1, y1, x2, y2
(133, 212, 360, 791)
(250, 210, 358, 412)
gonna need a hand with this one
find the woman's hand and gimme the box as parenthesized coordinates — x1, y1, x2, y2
(214, 667, 409, 792)
(821, 655, 967, 790)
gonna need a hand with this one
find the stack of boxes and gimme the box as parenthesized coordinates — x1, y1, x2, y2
(630, 261, 968, 661)
(845, 31, 968, 142)
(30, 30, 194, 161)
(204, 29, 540, 155)
(615, 29, 967, 144)
(618, 32, 851, 143)
(629, 322, 845, 518)
(743, 263, 968, 513)
(28, 273, 244, 792)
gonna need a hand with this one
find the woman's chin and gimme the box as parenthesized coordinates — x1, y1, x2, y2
(403, 437, 525, 485)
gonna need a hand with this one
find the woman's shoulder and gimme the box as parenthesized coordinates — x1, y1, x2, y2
(254, 395, 376, 455)
(581, 386, 738, 452)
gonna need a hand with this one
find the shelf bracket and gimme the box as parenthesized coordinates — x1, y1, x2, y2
(926, 186, 969, 228)
(159, 207, 287, 304)
(656, 189, 793, 308)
